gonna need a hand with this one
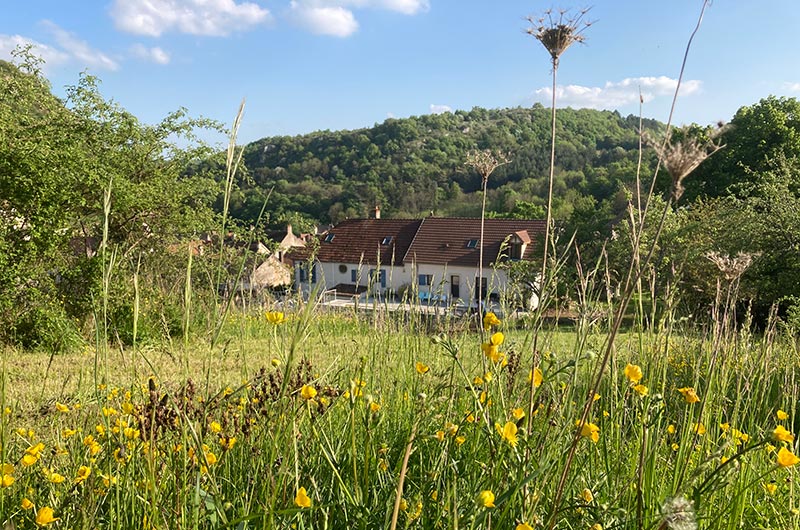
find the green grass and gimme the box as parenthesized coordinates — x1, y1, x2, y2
(1, 309, 799, 529)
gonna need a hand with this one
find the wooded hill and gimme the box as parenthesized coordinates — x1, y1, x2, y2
(234, 105, 665, 231)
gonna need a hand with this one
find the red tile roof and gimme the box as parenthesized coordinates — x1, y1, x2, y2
(302, 218, 422, 266)
(404, 218, 546, 267)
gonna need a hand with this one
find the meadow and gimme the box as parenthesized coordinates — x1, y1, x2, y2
(2, 301, 799, 530)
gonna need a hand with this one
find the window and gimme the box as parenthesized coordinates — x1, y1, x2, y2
(323, 233, 335, 243)
(474, 277, 488, 301)
(510, 242, 523, 260)
(381, 236, 393, 245)
(418, 274, 433, 286)
(351, 269, 358, 283)
(466, 239, 479, 249)
(311, 264, 318, 283)
(298, 264, 307, 282)
(370, 269, 386, 288)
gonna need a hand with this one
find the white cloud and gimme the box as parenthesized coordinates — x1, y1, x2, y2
(784, 82, 800, 92)
(131, 44, 171, 65)
(0, 24, 118, 72)
(289, 2, 358, 37)
(287, 0, 428, 37)
(42, 21, 119, 71)
(429, 103, 451, 114)
(0, 34, 70, 70)
(534, 76, 702, 109)
(110, 0, 272, 37)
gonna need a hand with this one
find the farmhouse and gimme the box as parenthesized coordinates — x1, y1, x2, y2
(291, 213, 545, 308)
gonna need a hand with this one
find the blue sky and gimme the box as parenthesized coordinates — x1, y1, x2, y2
(2, 0, 799, 145)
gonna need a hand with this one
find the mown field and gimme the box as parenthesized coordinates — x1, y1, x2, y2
(2, 306, 799, 530)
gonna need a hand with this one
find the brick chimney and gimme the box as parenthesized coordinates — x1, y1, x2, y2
(373, 205, 381, 219)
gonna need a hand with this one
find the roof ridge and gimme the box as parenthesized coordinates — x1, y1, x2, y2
(401, 218, 425, 264)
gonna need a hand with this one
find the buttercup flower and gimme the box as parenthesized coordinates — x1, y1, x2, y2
(678, 387, 700, 404)
(300, 385, 317, 400)
(35, 507, 59, 526)
(581, 488, 594, 503)
(774, 425, 794, 443)
(295, 486, 312, 508)
(21, 498, 34, 510)
(477, 490, 495, 508)
(624, 364, 643, 384)
(1, 474, 14, 487)
(512, 407, 525, 420)
(528, 367, 543, 387)
(75, 465, 91, 484)
(517, 523, 534, 530)
(777, 410, 789, 421)
(265, 311, 286, 324)
(777, 447, 800, 468)
(415, 362, 430, 375)
(633, 384, 648, 397)
(483, 312, 501, 330)
(496, 421, 518, 447)
(576, 420, 600, 443)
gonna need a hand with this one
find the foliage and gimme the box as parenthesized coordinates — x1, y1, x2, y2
(0, 52, 224, 349)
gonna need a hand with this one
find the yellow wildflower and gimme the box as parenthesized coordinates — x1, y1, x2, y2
(528, 367, 543, 387)
(497, 421, 518, 447)
(490, 332, 504, 346)
(48, 472, 65, 484)
(455, 435, 466, 445)
(265, 311, 286, 324)
(774, 425, 794, 443)
(581, 488, 594, 503)
(720, 422, 730, 432)
(271, 358, 280, 367)
(75, 465, 91, 484)
(295, 487, 312, 508)
(517, 524, 534, 530)
(576, 420, 600, 443)
(435, 430, 445, 442)
(21, 498, 34, 510)
(778, 447, 800, 468)
(370, 402, 382, 413)
(633, 384, 648, 397)
(693, 423, 706, 435)
(1, 474, 14, 487)
(481, 342, 503, 363)
(415, 362, 430, 375)
(35, 506, 59, 526)
(777, 409, 789, 421)
(209, 421, 222, 433)
(677, 387, 700, 404)
(55, 402, 70, 413)
(300, 385, 317, 400)
(764, 482, 778, 495)
(477, 490, 495, 508)
(512, 407, 525, 420)
(483, 312, 501, 330)
(623, 364, 642, 384)
(667, 424, 676, 434)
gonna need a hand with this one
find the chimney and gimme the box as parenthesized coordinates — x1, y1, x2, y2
(286, 223, 293, 236)
(373, 205, 381, 219)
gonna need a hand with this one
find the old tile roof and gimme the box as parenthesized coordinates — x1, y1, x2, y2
(292, 218, 422, 266)
(403, 217, 546, 267)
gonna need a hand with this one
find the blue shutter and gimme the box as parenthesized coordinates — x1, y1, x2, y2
(351, 269, 357, 283)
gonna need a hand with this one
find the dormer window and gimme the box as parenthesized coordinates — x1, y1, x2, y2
(466, 239, 479, 249)
(381, 236, 393, 245)
(323, 234, 335, 243)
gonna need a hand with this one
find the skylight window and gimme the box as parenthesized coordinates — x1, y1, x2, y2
(466, 239, 479, 249)
(323, 234, 335, 243)
(381, 236, 393, 245)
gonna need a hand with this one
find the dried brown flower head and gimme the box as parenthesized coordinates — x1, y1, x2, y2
(527, 8, 593, 67)
(465, 149, 511, 183)
(645, 125, 726, 201)
(705, 251, 757, 281)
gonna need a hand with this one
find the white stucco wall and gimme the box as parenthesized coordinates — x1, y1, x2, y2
(293, 260, 536, 308)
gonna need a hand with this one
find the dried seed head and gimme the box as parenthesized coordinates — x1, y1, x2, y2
(527, 8, 593, 67)
(659, 496, 697, 530)
(465, 149, 511, 183)
(705, 251, 757, 281)
(645, 125, 726, 201)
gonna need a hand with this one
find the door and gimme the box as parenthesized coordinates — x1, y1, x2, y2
(451, 275, 460, 298)
(474, 277, 487, 301)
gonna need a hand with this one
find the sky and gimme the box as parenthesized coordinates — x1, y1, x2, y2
(2, 0, 800, 146)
